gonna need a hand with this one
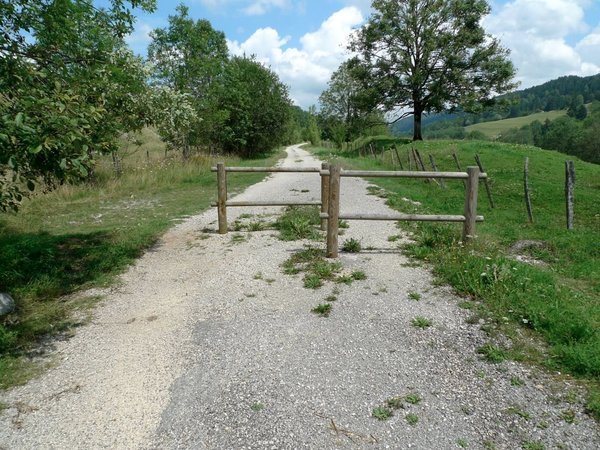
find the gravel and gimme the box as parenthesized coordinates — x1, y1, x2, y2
(1, 144, 598, 449)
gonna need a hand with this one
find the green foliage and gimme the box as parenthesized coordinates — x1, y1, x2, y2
(273, 206, 321, 241)
(216, 56, 292, 157)
(411, 317, 433, 329)
(350, 0, 516, 140)
(311, 303, 332, 317)
(478, 344, 508, 363)
(0, 0, 156, 211)
(341, 238, 361, 253)
(372, 406, 393, 420)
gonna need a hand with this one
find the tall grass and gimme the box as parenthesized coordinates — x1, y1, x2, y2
(310, 139, 600, 419)
(0, 128, 283, 387)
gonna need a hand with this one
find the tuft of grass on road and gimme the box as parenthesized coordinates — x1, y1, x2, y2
(273, 206, 321, 241)
(0, 128, 284, 388)
(308, 139, 600, 420)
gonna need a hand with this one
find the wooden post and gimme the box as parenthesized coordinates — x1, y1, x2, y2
(217, 162, 228, 234)
(462, 166, 480, 242)
(320, 162, 330, 231)
(394, 145, 404, 170)
(326, 164, 341, 258)
(565, 160, 575, 230)
(474, 154, 495, 208)
(428, 154, 446, 189)
(452, 151, 466, 188)
(524, 157, 534, 223)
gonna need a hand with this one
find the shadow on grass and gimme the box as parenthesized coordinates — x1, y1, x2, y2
(0, 227, 156, 359)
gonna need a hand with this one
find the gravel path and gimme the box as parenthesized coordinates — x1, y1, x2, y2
(1, 145, 598, 449)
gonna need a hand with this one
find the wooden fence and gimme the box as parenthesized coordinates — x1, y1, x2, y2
(211, 163, 486, 258)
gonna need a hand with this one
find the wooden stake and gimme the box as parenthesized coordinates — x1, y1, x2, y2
(326, 164, 341, 258)
(428, 154, 446, 189)
(565, 160, 575, 230)
(217, 162, 228, 234)
(321, 162, 330, 231)
(394, 145, 404, 170)
(463, 166, 480, 242)
(524, 157, 534, 223)
(474, 154, 495, 208)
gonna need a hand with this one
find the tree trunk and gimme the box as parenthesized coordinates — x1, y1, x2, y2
(413, 109, 423, 141)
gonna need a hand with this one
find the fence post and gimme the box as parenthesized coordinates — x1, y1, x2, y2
(524, 157, 534, 223)
(320, 162, 330, 231)
(462, 166, 480, 242)
(217, 162, 228, 234)
(326, 164, 341, 258)
(565, 160, 575, 230)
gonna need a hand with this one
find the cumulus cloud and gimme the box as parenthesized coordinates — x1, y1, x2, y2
(197, 0, 292, 15)
(485, 0, 600, 88)
(125, 21, 154, 45)
(228, 6, 364, 107)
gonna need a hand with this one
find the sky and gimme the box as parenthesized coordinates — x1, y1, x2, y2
(123, 0, 600, 109)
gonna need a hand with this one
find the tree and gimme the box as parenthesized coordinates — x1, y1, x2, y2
(148, 4, 229, 154)
(213, 56, 291, 157)
(319, 60, 372, 143)
(0, 0, 156, 211)
(350, 0, 517, 140)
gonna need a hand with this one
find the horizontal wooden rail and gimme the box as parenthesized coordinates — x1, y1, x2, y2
(212, 200, 321, 207)
(319, 169, 487, 179)
(211, 166, 320, 173)
(320, 212, 484, 223)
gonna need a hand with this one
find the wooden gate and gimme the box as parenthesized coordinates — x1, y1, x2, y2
(211, 162, 486, 258)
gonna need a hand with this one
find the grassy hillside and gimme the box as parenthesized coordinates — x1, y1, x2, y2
(310, 139, 600, 418)
(466, 110, 567, 138)
(0, 128, 283, 388)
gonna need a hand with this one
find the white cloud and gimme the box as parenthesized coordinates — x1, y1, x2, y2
(242, 0, 291, 16)
(484, 0, 600, 88)
(125, 21, 153, 46)
(228, 6, 364, 107)
(196, 0, 292, 15)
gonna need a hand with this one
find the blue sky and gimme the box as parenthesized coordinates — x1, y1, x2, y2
(121, 0, 600, 108)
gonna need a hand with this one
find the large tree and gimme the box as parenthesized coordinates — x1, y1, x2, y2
(214, 56, 292, 157)
(0, 0, 155, 211)
(148, 4, 229, 154)
(350, 0, 517, 140)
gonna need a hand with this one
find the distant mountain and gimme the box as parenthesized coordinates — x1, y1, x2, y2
(390, 73, 600, 136)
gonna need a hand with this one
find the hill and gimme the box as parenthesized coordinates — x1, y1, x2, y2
(390, 73, 600, 136)
(465, 110, 567, 138)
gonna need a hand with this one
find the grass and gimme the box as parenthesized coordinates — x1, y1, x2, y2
(405, 413, 419, 425)
(282, 247, 342, 290)
(372, 406, 393, 420)
(465, 110, 567, 138)
(311, 303, 332, 317)
(411, 317, 433, 329)
(511, 376, 524, 386)
(386, 397, 404, 409)
(341, 237, 361, 252)
(507, 405, 532, 420)
(405, 393, 422, 405)
(309, 138, 600, 420)
(0, 128, 284, 388)
(273, 205, 321, 241)
(408, 291, 421, 301)
(478, 343, 508, 363)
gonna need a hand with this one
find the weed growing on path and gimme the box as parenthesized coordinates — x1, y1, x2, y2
(405, 413, 419, 425)
(408, 291, 421, 301)
(372, 406, 393, 421)
(341, 238, 361, 253)
(478, 343, 508, 363)
(411, 317, 433, 329)
(312, 303, 332, 317)
(273, 206, 321, 241)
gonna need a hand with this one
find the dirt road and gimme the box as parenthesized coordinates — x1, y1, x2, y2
(1, 145, 598, 449)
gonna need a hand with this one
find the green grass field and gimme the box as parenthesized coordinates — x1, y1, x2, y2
(466, 110, 567, 138)
(311, 138, 600, 418)
(0, 128, 283, 388)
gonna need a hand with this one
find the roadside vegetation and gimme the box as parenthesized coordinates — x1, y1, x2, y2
(310, 138, 600, 419)
(0, 129, 283, 388)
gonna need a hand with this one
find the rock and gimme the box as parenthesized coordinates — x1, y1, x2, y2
(508, 239, 549, 254)
(0, 293, 15, 316)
